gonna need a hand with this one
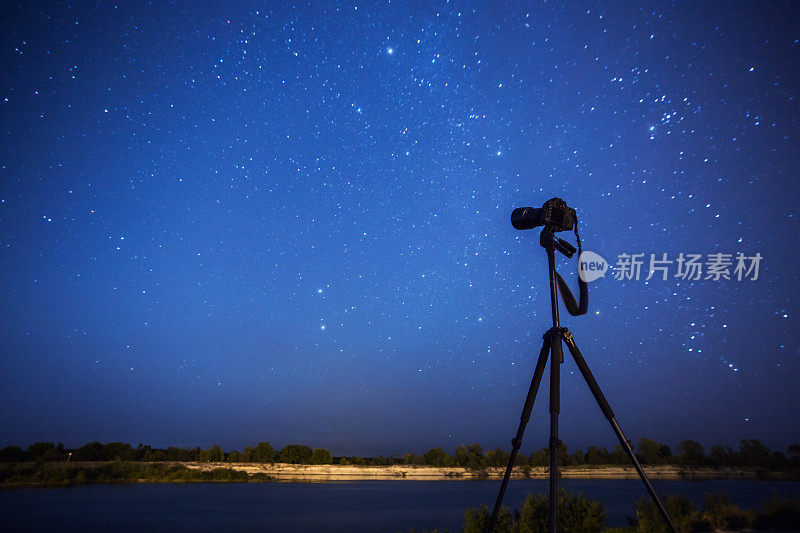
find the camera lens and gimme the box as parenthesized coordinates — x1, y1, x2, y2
(511, 207, 542, 230)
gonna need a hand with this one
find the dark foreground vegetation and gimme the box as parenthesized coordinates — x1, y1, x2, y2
(0, 461, 271, 487)
(462, 490, 800, 532)
(3, 438, 799, 473)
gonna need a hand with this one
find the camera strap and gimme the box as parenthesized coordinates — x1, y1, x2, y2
(554, 221, 588, 316)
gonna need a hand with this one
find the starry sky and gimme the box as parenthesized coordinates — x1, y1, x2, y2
(1, 2, 798, 457)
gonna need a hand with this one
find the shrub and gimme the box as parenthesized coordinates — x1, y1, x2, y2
(518, 489, 606, 533)
(703, 493, 754, 530)
(462, 490, 605, 533)
(754, 494, 800, 530)
(463, 503, 513, 533)
(634, 495, 707, 533)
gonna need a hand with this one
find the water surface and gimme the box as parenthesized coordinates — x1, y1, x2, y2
(2, 479, 798, 532)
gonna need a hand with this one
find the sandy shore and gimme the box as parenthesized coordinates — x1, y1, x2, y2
(182, 463, 786, 481)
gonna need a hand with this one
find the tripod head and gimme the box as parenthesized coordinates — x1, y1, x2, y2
(539, 227, 589, 317)
(540, 227, 577, 258)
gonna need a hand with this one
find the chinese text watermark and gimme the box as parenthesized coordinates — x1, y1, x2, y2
(579, 252, 763, 282)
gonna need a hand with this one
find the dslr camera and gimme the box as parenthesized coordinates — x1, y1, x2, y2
(511, 197, 576, 233)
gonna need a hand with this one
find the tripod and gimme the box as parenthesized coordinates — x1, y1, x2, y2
(487, 228, 676, 533)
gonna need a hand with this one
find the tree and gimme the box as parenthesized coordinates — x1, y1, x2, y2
(188, 446, 201, 461)
(466, 443, 485, 469)
(423, 447, 451, 466)
(310, 448, 333, 464)
(585, 446, 609, 465)
(677, 440, 705, 467)
(74, 442, 105, 461)
(737, 439, 771, 467)
(0, 445, 25, 462)
(566, 449, 585, 466)
(206, 445, 224, 462)
(709, 445, 732, 467)
(102, 442, 134, 461)
(135, 444, 151, 461)
(788, 444, 800, 467)
(514, 453, 529, 467)
(253, 442, 276, 463)
(278, 444, 312, 464)
(530, 448, 548, 467)
(637, 438, 671, 465)
(485, 448, 510, 468)
(148, 449, 167, 461)
(27, 442, 61, 462)
(609, 444, 628, 465)
(787, 444, 800, 460)
(240, 445, 253, 462)
(454, 445, 469, 467)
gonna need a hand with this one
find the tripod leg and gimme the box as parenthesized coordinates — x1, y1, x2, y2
(548, 332, 563, 533)
(561, 330, 678, 533)
(487, 333, 551, 533)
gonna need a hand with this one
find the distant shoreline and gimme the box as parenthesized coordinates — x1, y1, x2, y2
(1, 461, 797, 488)
(185, 462, 798, 482)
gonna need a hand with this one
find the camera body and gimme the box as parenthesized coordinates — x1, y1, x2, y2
(511, 197, 576, 232)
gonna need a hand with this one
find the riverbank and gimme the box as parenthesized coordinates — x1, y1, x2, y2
(1, 461, 795, 487)
(184, 462, 798, 482)
(0, 462, 269, 488)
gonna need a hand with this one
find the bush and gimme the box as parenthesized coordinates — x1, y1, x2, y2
(754, 494, 800, 530)
(518, 490, 606, 533)
(703, 493, 754, 530)
(463, 503, 513, 533)
(462, 490, 605, 533)
(635, 495, 706, 533)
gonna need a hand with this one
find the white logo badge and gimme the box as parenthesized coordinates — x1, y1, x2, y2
(579, 251, 608, 282)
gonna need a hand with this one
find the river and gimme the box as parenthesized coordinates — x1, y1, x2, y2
(2, 479, 799, 531)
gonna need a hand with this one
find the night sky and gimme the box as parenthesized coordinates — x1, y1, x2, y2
(1, 2, 798, 458)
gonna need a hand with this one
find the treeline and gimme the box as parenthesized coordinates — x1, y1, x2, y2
(0, 441, 303, 464)
(2, 439, 799, 471)
(386, 439, 800, 471)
